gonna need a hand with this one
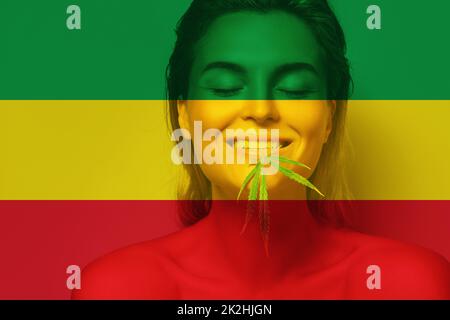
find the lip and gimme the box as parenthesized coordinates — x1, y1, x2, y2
(225, 137, 293, 150)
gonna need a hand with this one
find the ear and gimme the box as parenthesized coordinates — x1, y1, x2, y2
(324, 100, 336, 144)
(177, 100, 189, 130)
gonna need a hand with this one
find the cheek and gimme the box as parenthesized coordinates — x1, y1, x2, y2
(184, 100, 242, 190)
(280, 100, 330, 174)
(185, 100, 241, 131)
(281, 100, 329, 138)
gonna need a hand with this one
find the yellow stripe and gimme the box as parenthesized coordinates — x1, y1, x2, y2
(0, 100, 449, 200)
(347, 100, 450, 200)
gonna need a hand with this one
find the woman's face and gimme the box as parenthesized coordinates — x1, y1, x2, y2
(178, 11, 335, 200)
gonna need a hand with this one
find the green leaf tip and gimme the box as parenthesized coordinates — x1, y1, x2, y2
(237, 156, 325, 201)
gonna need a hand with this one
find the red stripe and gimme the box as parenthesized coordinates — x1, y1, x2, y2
(0, 200, 449, 299)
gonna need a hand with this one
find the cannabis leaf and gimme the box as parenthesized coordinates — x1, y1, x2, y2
(236, 155, 323, 256)
(259, 174, 268, 200)
(248, 163, 261, 200)
(278, 166, 324, 197)
(237, 163, 260, 200)
(268, 155, 311, 170)
(236, 156, 324, 201)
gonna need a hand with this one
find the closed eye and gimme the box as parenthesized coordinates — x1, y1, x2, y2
(209, 88, 243, 97)
(276, 88, 316, 98)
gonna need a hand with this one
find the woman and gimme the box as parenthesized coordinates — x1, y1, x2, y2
(73, 0, 450, 299)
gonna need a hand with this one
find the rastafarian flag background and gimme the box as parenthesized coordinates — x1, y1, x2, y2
(1, 0, 450, 299)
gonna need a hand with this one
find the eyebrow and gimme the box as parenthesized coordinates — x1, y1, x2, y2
(273, 62, 319, 79)
(201, 61, 246, 74)
(202, 61, 319, 78)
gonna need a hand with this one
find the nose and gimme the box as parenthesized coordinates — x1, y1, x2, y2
(240, 99, 280, 125)
(242, 80, 280, 125)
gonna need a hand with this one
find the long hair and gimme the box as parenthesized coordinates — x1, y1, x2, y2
(166, 0, 354, 226)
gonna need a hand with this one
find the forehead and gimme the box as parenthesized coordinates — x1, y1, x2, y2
(192, 11, 323, 73)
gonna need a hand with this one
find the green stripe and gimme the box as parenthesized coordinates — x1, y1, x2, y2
(1, 0, 449, 99)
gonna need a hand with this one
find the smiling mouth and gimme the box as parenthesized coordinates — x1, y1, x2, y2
(226, 138, 292, 150)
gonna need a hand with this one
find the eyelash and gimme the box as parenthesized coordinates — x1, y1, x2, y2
(208, 88, 315, 98)
(210, 88, 243, 97)
(277, 89, 315, 98)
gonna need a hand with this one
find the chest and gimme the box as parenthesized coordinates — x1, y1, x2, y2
(173, 266, 350, 299)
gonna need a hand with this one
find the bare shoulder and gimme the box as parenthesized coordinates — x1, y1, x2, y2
(71, 231, 191, 300)
(339, 229, 450, 299)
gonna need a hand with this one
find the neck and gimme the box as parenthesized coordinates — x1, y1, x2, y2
(199, 196, 325, 285)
